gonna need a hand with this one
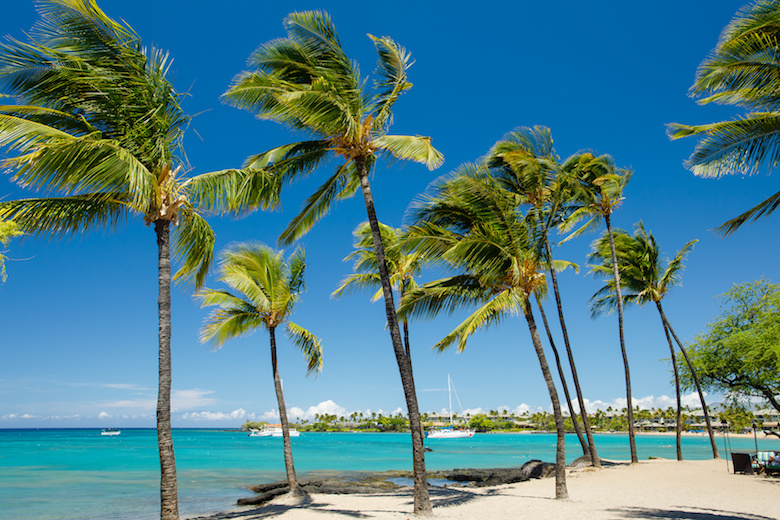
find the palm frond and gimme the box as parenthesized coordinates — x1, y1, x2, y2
(668, 113, 780, 177)
(0, 194, 129, 238)
(172, 207, 215, 288)
(373, 134, 444, 170)
(285, 321, 323, 374)
(716, 187, 780, 235)
(398, 275, 492, 321)
(184, 167, 282, 216)
(368, 35, 412, 132)
(278, 161, 359, 245)
(199, 304, 265, 348)
(434, 289, 518, 352)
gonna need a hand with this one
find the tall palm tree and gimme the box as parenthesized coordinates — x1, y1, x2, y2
(668, 0, 780, 235)
(223, 12, 443, 514)
(562, 152, 637, 462)
(0, 3, 277, 518)
(401, 166, 568, 499)
(198, 243, 322, 496)
(333, 221, 423, 358)
(484, 126, 600, 467)
(0, 219, 22, 283)
(588, 222, 720, 459)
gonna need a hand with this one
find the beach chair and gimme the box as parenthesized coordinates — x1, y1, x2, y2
(731, 452, 755, 474)
(756, 451, 780, 476)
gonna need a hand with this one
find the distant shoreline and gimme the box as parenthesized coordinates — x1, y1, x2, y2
(0, 427, 774, 440)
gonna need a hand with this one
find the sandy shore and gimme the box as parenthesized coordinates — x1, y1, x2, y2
(190, 458, 779, 520)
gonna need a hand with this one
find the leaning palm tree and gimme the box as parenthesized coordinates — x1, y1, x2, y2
(333, 221, 423, 358)
(562, 152, 637, 462)
(402, 166, 568, 499)
(223, 11, 442, 514)
(198, 243, 322, 497)
(484, 126, 600, 466)
(668, 0, 780, 235)
(588, 222, 720, 459)
(0, 3, 277, 518)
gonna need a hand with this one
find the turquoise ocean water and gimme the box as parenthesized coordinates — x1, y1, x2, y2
(1, 429, 778, 520)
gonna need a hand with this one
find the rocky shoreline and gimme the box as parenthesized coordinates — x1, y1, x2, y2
(237, 459, 560, 506)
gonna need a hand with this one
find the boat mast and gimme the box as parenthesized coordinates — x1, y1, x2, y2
(448, 374, 454, 429)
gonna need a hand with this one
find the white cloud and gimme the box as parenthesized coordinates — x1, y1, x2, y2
(567, 392, 710, 413)
(172, 389, 217, 411)
(102, 383, 151, 391)
(182, 408, 248, 421)
(98, 411, 111, 419)
(102, 398, 157, 409)
(288, 400, 346, 421)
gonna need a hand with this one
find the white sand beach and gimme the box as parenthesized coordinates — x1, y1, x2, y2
(192, 458, 779, 520)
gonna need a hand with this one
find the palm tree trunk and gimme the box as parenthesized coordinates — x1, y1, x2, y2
(544, 240, 600, 467)
(355, 156, 431, 515)
(155, 221, 179, 520)
(535, 296, 588, 456)
(522, 301, 568, 499)
(604, 214, 637, 463)
(269, 327, 303, 494)
(655, 302, 682, 461)
(657, 304, 720, 459)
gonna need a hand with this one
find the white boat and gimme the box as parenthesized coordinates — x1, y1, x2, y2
(426, 375, 475, 439)
(100, 429, 121, 436)
(249, 424, 300, 437)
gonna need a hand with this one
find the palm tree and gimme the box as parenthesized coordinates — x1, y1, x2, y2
(588, 222, 720, 460)
(0, 3, 276, 518)
(198, 243, 322, 496)
(668, 0, 780, 235)
(563, 152, 637, 462)
(484, 126, 600, 467)
(0, 219, 22, 283)
(401, 166, 568, 499)
(333, 221, 423, 359)
(222, 12, 442, 514)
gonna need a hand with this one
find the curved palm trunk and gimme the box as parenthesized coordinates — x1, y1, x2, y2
(155, 221, 179, 520)
(656, 303, 682, 460)
(535, 296, 588, 456)
(523, 301, 568, 499)
(604, 214, 637, 463)
(356, 156, 431, 515)
(657, 304, 720, 459)
(269, 327, 303, 494)
(544, 240, 600, 467)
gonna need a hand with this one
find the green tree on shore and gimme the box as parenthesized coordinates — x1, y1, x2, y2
(223, 12, 442, 514)
(0, 3, 276, 517)
(680, 279, 780, 413)
(198, 243, 322, 497)
(668, 0, 780, 235)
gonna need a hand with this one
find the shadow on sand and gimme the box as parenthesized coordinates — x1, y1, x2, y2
(190, 486, 486, 519)
(605, 506, 776, 520)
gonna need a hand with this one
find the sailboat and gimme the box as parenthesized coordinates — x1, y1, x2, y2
(426, 374, 475, 439)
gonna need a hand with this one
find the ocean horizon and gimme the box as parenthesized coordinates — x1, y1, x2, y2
(3, 428, 778, 520)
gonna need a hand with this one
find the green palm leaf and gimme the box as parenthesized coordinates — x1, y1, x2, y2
(285, 321, 323, 374)
(0, 195, 129, 238)
(279, 160, 360, 245)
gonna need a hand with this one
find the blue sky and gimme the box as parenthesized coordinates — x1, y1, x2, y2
(1, 0, 777, 428)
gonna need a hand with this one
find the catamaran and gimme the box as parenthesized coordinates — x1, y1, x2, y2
(426, 375, 475, 439)
(100, 429, 121, 436)
(249, 424, 300, 437)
